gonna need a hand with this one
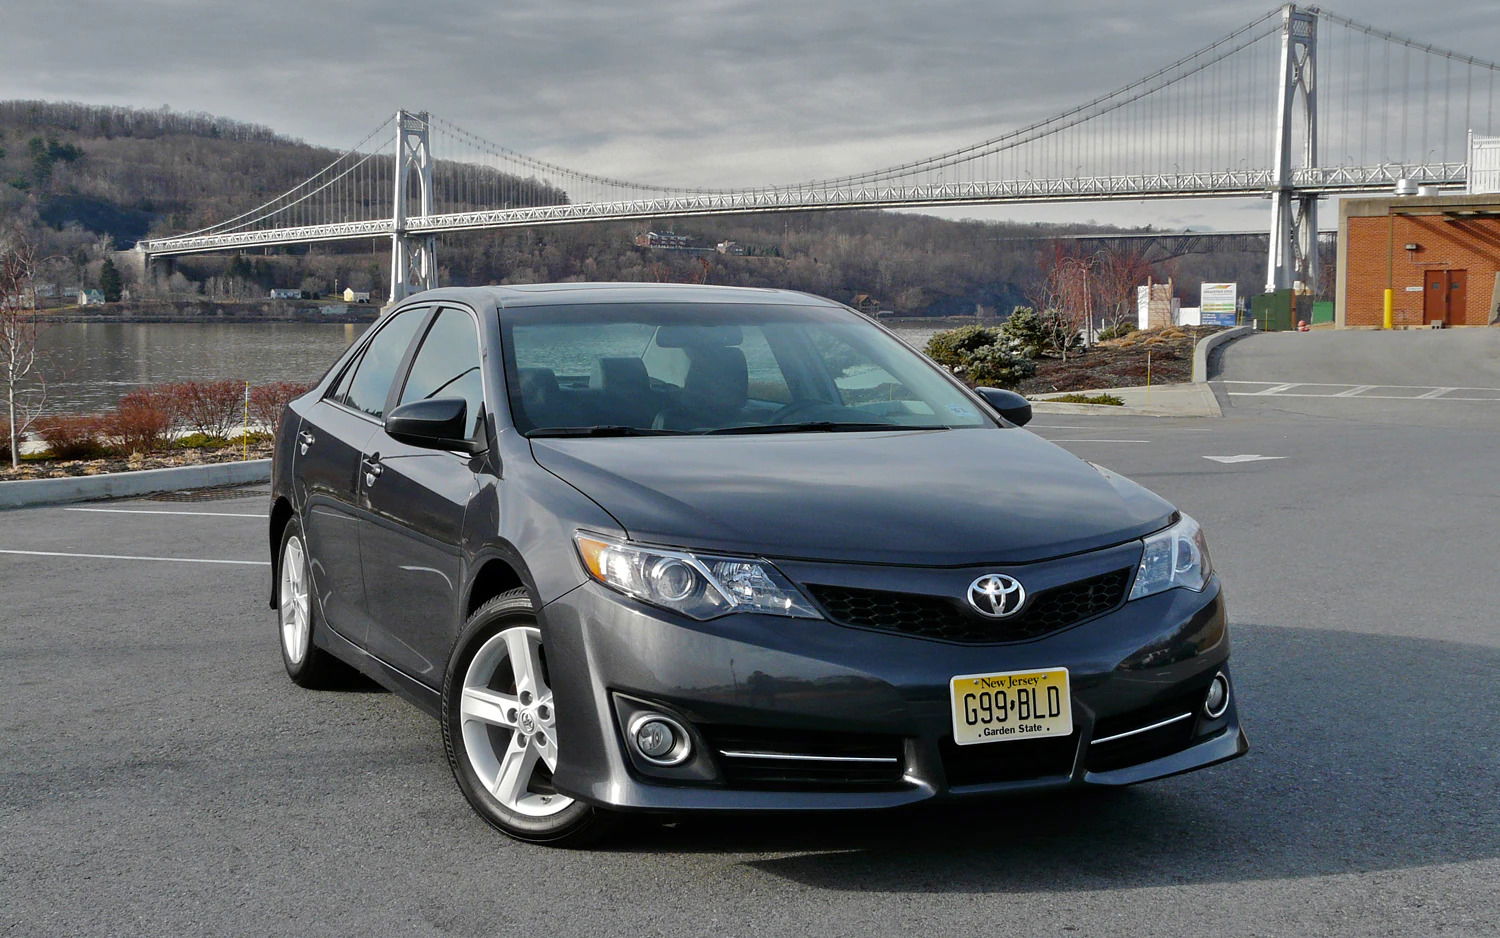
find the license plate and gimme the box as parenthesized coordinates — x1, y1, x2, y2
(950, 668, 1072, 746)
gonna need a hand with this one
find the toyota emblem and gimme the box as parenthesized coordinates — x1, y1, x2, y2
(966, 574, 1027, 618)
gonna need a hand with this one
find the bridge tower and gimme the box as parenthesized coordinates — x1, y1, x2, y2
(1266, 4, 1319, 295)
(390, 110, 436, 305)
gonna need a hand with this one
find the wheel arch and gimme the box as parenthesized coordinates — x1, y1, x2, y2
(465, 555, 528, 619)
(268, 496, 295, 609)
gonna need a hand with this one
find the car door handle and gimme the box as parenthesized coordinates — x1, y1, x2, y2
(362, 453, 383, 487)
(298, 430, 316, 454)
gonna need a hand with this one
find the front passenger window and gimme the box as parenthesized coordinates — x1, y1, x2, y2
(398, 307, 485, 437)
(344, 309, 427, 418)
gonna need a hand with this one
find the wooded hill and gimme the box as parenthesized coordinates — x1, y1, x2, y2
(0, 100, 1267, 315)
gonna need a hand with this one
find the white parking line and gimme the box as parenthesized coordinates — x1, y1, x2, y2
(1226, 391, 1493, 401)
(1243, 383, 1299, 396)
(1045, 439, 1151, 444)
(1334, 385, 1376, 397)
(64, 507, 263, 519)
(0, 549, 269, 566)
(1221, 380, 1500, 390)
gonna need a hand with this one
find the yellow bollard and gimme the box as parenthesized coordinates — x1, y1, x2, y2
(1383, 289, 1394, 330)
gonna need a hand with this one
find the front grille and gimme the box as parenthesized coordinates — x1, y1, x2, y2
(1086, 717, 1195, 773)
(940, 732, 1079, 786)
(807, 568, 1131, 644)
(1086, 687, 1206, 773)
(700, 725, 907, 791)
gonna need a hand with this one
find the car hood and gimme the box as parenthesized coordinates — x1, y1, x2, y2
(529, 428, 1174, 566)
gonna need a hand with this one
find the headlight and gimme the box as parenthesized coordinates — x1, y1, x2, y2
(575, 533, 822, 620)
(1129, 514, 1212, 600)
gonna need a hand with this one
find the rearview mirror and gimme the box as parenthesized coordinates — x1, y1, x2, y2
(975, 387, 1033, 427)
(385, 398, 485, 453)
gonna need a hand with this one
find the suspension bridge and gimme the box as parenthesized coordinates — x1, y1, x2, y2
(136, 4, 1500, 304)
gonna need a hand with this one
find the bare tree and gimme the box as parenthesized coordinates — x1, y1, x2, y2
(1028, 243, 1090, 360)
(1092, 246, 1156, 332)
(0, 228, 47, 469)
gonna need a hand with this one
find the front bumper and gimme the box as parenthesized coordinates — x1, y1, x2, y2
(540, 571, 1246, 812)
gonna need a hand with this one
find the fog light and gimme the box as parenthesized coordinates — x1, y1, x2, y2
(628, 713, 692, 766)
(1204, 672, 1230, 719)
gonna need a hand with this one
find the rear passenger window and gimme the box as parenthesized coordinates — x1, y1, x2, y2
(398, 308, 485, 437)
(344, 309, 427, 418)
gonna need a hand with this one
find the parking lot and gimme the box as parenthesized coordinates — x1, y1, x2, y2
(2, 336, 1497, 937)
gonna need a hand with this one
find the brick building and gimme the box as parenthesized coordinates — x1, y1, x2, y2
(1337, 193, 1500, 328)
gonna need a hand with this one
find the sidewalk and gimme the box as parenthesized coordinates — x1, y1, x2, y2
(1031, 382, 1221, 418)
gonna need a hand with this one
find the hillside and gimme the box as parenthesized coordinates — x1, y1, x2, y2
(0, 100, 1268, 315)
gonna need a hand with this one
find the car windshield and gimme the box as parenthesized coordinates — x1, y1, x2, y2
(501, 302, 995, 435)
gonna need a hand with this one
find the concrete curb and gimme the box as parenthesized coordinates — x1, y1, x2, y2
(1192, 325, 1253, 382)
(0, 459, 271, 510)
(1032, 382, 1222, 418)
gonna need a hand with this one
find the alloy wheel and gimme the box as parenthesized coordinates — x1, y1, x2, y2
(279, 535, 311, 664)
(459, 626, 573, 818)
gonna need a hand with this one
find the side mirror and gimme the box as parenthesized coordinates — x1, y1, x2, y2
(976, 387, 1033, 427)
(385, 398, 485, 453)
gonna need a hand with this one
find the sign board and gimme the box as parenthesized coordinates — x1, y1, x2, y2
(1200, 282, 1238, 326)
(1137, 285, 1151, 330)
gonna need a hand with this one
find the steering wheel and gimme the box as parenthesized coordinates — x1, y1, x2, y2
(769, 399, 890, 425)
(768, 399, 841, 424)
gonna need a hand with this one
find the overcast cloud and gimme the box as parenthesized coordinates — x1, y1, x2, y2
(5, 0, 1499, 229)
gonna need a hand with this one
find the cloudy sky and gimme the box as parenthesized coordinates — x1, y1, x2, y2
(6, 0, 1499, 230)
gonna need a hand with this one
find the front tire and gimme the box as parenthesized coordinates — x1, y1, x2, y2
(442, 589, 614, 846)
(277, 518, 353, 688)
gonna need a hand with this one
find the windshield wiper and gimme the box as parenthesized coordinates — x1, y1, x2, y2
(704, 422, 951, 435)
(527, 425, 687, 438)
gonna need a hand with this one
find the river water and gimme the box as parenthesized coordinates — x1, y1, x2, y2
(33, 321, 947, 413)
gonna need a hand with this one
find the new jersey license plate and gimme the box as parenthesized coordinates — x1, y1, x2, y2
(950, 668, 1072, 746)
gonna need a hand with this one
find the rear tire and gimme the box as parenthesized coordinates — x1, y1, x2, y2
(442, 589, 615, 846)
(276, 518, 354, 688)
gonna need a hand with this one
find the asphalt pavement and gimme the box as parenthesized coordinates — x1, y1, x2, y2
(2, 339, 1497, 936)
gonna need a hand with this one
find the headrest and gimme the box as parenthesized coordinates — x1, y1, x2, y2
(518, 367, 559, 398)
(654, 324, 743, 348)
(589, 356, 651, 392)
(684, 345, 748, 407)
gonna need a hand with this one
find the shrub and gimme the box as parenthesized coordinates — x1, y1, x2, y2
(249, 382, 313, 434)
(100, 388, 174, 454)
(1096, 320, 1136, 343)
(963, 343, 1037, 387)
(1045, 392, 1124, 406)
(924, 324, 1035, 390)
(35, 415, 106, 459)
(1000, 307, 1046, 358)
(0, 419, 11, 465)
(166, 379, 245, 440)
(924, 325, 1006, 369)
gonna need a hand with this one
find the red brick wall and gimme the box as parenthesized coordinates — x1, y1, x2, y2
(1344, 214, 1500, 326)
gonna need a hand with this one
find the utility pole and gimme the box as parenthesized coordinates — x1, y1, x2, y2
(389, 109, 436, 306)
(1266, 4, 1319, 295)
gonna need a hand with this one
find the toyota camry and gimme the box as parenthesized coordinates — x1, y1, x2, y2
(268, 283, 1247, 845)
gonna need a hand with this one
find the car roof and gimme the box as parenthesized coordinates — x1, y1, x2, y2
(398, 282, 847, 311)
